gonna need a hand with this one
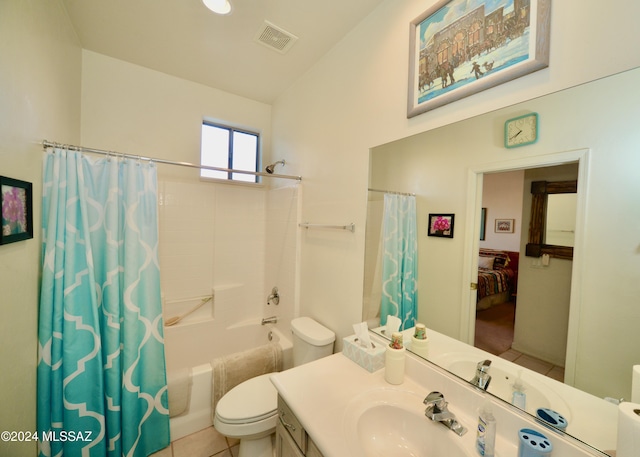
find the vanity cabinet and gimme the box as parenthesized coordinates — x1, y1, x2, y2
(275, 395, 324, 457)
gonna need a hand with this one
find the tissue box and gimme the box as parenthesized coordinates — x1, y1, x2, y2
(342, 335, 385, 373)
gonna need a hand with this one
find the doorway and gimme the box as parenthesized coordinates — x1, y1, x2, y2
(460, 149, 589, 386)
(474, 170, 523, 356)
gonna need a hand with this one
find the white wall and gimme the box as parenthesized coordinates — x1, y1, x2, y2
(272, 0, 640, 395)
(480, 171, 524, 252)
(0, 1, 81, 456)
(80, 51, 300, 338)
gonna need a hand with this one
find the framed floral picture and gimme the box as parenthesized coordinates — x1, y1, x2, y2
(0, 176, 33, 245)
(428, 213, 455, 238)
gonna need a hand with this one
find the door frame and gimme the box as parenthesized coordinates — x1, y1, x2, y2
(459, 148, 590, 386)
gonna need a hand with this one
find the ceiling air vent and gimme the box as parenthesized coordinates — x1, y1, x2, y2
(254, 21, 298, 54)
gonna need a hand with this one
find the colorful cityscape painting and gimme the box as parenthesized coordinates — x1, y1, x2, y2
(408, 0, 550, 117)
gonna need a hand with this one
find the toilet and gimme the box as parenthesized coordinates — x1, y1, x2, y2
(213, 317, 335, 457)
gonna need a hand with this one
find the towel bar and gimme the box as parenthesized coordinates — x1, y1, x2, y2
(299, 222, 355, 232)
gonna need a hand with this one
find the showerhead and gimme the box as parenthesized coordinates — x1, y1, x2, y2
(265, 159, 285, 174)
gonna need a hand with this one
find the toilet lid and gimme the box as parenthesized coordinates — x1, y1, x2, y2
(216, 373, 277, 424)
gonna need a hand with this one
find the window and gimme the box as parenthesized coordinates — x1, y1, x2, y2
(201, 122, 259, 183)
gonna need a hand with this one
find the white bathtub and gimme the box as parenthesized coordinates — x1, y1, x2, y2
(164, 319, 293, 441)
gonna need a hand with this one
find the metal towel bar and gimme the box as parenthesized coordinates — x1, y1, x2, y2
(298, 222, 355, 232)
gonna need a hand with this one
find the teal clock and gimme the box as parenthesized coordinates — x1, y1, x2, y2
(504, 113, 538, 148)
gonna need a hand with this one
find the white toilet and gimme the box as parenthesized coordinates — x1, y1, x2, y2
(213, 317, 335, 457)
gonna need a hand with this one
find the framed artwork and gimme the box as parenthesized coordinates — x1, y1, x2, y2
(407, 0, 552, 118)
(480, 207, 487, 240)
(0, 176, 33, 245)
(495, 218, 515, 233)
(428, 213, 455, 238)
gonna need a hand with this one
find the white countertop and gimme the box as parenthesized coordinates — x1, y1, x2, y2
(271, 353, 385, 457)
(271, 350, 606, 457)
(270, 353, 430, 456)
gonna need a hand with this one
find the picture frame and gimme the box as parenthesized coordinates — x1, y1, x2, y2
(0, 176, 33, 245)
(480, 207, 487, 240)
(407, 0, 552, 118)
(428, 213, 455, 238)
(495, 218, 515, 233)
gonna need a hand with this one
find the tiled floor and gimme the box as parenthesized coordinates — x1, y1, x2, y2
(499, 348, 565, 382)
(151, 427, 239, 457)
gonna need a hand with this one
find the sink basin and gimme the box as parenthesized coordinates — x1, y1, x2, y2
(343, 388, 474, 457)
(433, 352, 572, 423)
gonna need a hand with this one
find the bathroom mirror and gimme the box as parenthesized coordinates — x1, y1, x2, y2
(545, 193, 577, 247)
(363, 66, 640, 454)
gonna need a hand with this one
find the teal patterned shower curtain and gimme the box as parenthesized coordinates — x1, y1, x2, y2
(380, 193, 418, 331)
(37, 149, 169, 457)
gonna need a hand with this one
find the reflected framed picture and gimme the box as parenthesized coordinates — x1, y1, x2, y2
(0, 176, 33, 245)
(407, 0, 552, 118)
(428, 213, 455, 238)
(495, 218, 514, 233)
(480, 207, 487, 240)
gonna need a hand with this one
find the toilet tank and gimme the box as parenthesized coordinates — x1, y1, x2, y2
(291, 317, 335, 367)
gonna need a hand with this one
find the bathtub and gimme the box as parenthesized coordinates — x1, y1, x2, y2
(164, 319, 293, 441)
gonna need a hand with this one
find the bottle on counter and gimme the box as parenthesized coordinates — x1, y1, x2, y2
(385, 332, 406, 385)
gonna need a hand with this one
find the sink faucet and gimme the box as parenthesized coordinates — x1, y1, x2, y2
(471, 359, 492, 390)
(423, 392, 467, 436)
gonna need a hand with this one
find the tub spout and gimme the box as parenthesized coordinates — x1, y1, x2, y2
(261, 316, 278, 325)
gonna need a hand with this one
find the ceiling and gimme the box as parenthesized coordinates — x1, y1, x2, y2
(62, 0, 385, 104)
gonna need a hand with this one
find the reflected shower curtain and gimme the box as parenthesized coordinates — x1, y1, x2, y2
(380, 194, 418, 331)
(37, 149, 169, 457)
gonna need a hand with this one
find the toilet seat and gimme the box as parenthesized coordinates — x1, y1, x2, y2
(214, 373, 278, 439)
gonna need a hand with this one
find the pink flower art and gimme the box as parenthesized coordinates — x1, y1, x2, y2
(432, 216, 450, 232)
(2, 186, 27, 232)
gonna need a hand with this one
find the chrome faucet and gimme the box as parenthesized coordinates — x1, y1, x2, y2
(423, 392, 467, 436)
(267, 286, 280, 306)
(471, 359, 492, 390)
(261, 316, 278, 325)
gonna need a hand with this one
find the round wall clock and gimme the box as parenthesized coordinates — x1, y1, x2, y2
(504, 113, 538, 148)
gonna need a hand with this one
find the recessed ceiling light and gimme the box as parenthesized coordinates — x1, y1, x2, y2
(202, 0, 232, 15)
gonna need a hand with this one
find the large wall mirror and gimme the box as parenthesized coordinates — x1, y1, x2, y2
(363, 66, 640, 455)
(525, 180, 578, 260)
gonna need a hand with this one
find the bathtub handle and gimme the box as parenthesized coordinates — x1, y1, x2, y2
(279, 410, 297, 432)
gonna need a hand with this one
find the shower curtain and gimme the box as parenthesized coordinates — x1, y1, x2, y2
(380, 193, 418, 331)
(37, 149, 169, 457)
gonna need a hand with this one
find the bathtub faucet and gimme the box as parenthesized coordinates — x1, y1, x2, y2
(261, 316, 278, 325)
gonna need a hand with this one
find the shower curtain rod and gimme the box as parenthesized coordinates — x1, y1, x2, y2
(368, 188, 415, 196)
(42, 140, 302, 181)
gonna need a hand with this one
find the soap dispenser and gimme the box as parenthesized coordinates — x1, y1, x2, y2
(511, 371, 527, 409)
(384, 332, 405, 385)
